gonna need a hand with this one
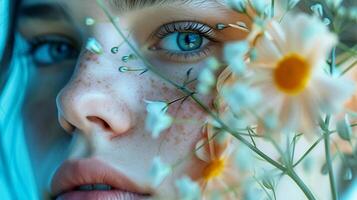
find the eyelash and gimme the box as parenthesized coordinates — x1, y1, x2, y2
(151, 21, 219, 61)
(155, 21, 216, 40)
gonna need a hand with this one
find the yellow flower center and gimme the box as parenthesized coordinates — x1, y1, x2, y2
(273, 53, 311, 95)
(203, 159, 226, 181)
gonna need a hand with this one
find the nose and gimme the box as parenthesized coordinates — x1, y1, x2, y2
(56, 50, 134, 138)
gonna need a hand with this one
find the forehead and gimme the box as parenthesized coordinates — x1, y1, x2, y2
(19, 0, 228, 28)
(20, 0, 225, 22)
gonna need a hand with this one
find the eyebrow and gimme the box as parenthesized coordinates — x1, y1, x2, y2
(19, 3, 71, 21)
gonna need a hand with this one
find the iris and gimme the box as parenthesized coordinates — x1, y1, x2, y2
(32, 41, 77, 65)
(177, 32, 203, 51)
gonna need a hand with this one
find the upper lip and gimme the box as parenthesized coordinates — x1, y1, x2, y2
(51, 158, 152, 197)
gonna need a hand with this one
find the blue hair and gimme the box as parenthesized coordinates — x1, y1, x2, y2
(0, 0, 39, 199)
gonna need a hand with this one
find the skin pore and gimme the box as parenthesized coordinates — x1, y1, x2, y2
(17, 0, 249, 199)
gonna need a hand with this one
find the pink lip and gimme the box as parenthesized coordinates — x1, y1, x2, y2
(51, 158, 152, 200)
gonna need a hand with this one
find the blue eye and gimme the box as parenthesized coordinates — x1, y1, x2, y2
(158, 32, 208, 53)
(30, 37, 78, 66)
(151, 21, 217, 61)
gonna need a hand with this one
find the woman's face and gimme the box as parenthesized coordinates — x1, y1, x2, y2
(18, 0, 248, 199)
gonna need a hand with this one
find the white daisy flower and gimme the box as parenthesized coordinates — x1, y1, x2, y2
(195, 124, 242, 200)
(197, 57, 221, 94)
(242, 13, 355, 135)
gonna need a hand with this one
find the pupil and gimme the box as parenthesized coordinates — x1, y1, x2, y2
(177, 32, 203, 51)
(51, 43, 74, 60)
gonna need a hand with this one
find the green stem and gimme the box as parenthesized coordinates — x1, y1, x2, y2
(340, 60, 357, 76)
(272, 187, 277, 200)
(290, 133, 302, 165)
(293, 135, 324, 168)
(330, 47, 336, 75)
(326, 35, 339, 199)
(323, 116, 338, 200)
(271, 0, 275, 18)
(247, 128, 257, 147)
(337, 43, 357, 56)
(287, 169, 316, 200)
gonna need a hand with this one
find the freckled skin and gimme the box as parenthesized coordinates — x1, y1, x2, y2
(18, 0, 248, 199)
(43, 46, 212, 197)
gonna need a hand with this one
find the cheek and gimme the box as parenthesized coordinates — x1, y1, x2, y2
(164, 100, 209, 179)
(137, 61, 214, 145)
(143, 76, 211, 162)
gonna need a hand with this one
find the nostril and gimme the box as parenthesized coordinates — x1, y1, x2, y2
(86, 116, 111, 131)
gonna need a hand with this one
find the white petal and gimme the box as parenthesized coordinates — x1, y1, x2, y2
(266, 20, 287, 53)
(280, 14, 299, 53)
(312, 75, 355, 113)
(298, 91, 320, 134)
(255, 33, 282, 63)
(195, 138, 210, 163)
(279, 96, 300, 132)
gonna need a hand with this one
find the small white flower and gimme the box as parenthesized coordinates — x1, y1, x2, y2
(197, 68, 216, 94)
(175, 176, 201, 200)
(86, 37, 103, 54)
(322, 18, 331, 26)
(197, 58, 220, 94)
(224, 41, 249, 75)
(310, 3, 324, 17)
(207, 57, 221, 71)
(85, 17, 96, 26)
(234, 144, 255, 172)
(229, 57, 247, 76)
(224, 41, 249, 61)
(145, 101, 173, 138)
(149, 157, 171, 187)
(221, 83, 261, 114)
(336, 115, 352, 141)
(262, 111, 279, 131)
